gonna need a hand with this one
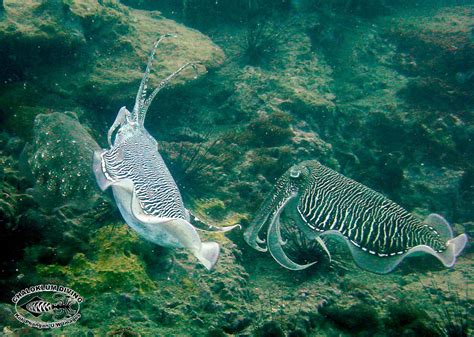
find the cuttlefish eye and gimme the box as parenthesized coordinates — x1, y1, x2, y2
(289, 168, 301, 178)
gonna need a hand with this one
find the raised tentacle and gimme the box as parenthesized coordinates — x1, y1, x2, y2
(132, 34, 174, 123)
(138, 62, 200, 124)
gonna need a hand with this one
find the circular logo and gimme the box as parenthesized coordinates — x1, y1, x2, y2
(12, 284, 83, 329)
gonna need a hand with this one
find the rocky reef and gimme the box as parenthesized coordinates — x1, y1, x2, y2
(0, 0, 472, 336)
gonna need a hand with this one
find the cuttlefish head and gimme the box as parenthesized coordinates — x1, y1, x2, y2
(108, 107, 141, 147)
(244, 162, 312, 253)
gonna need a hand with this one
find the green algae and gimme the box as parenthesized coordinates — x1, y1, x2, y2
(37, 225, 155, 296)
(194, 198, 227, 220)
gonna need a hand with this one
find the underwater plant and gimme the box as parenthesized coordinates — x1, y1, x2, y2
(420, 277, 471, 337)
(244, 160, 467, 273)
(93, 35, 237, 270)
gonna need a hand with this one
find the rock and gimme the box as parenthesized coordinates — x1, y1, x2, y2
(25, 111, 101, 209)
(0, 303, 22, 329)
(387, 6, 474, 109)
(256, 321, 285, 337)
(222, 313, 252, 334)
(37, 225, 156, 296)
(319, 303, 380, 332)
(0, 0, 224, 137)
(401, 165, 464, 219)
(5, 137, 24, 155)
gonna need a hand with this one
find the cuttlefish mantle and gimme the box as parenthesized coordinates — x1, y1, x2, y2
(93, 35, 238, 270)
(244, 161, 468, 274)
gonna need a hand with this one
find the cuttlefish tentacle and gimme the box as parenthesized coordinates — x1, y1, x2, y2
(132, 34, 173, 124)
(107, 107, 130, 147)
(243, 201, 271, 252)
(315, 236, 331, 263)
(244, 172, 304, 252)
(131, 34, 200, 126)
(286, 198, 332, 263)
(266, 192, 317, 270)
(187, 210, 240, 233)
(138, 62, 199, 124)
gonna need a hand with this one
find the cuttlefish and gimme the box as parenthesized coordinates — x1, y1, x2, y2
(93, 35, 237, 270)
(244, 160, 468, 274)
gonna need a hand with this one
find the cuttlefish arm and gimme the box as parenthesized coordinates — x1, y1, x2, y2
(187, 209, 241, 233)
(243, 186, 286, 252)
(107, 107, 130, 147)
(266, 192, 317, 271)
(287, 197, 332, 263)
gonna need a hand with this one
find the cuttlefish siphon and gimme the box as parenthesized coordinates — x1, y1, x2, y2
(244, 160, 468, 274)
(93, 35, 237, 270)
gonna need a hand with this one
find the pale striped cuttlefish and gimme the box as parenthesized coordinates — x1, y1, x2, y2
(244, 160, 468, 273)
(93, 35, 237, 270)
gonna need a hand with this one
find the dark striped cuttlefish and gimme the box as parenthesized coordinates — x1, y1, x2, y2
(93, 35, 237, 270)
(244, 160, 468, 273)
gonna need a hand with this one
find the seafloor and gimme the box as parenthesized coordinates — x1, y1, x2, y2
(0, 0, 472, 336)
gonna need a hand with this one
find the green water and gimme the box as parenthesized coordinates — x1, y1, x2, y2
(0, 0, 472, 336)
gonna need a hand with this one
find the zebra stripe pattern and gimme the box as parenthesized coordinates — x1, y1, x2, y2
(101, 132, 186, 219)
(25, 300, 53, 314)
(296, 162, 445, 256)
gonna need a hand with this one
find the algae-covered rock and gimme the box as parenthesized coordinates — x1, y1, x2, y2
(387, 5, 474, 108)
(0, 0, 225, 137)
(401, 165, 465, 219)
(319, 302, 381, 332)
(37, 225, 156, 296)
(195, 198, 227, 220)
(25, 111, 100, 209)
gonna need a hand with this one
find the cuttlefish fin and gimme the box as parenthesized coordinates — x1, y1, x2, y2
(154, 217, 220, 270)
(424, 213, 453, 241)
(125, 184, 220, 270)
(92, 149, 115, 191)
(196, 242, 220, 270)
